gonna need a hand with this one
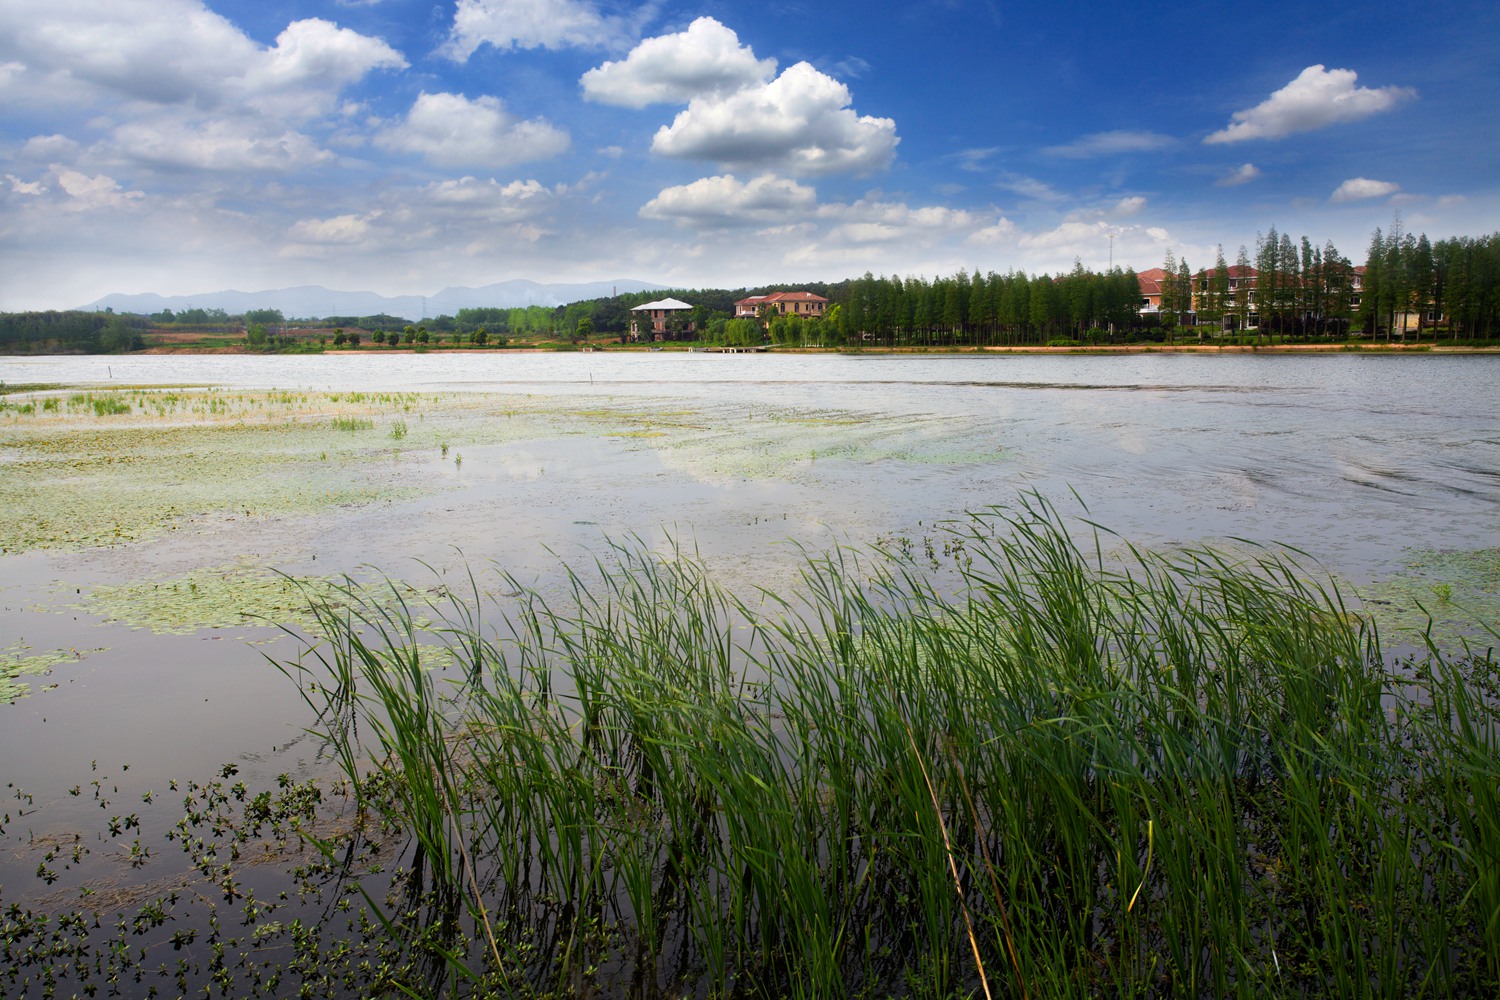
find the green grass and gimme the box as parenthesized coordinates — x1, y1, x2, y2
(281, 494, 1500, 999)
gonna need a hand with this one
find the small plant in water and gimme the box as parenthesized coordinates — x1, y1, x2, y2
(389, 418, 408, 440)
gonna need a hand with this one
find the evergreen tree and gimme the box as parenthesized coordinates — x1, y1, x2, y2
(1235, 245, 1253, 331)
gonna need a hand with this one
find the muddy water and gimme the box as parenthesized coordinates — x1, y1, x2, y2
(1, 351, 1497, 909)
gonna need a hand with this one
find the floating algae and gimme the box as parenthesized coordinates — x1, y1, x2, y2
(1360, 547, 1500, 649)
(1, 641, 107, 703)
(71, 565, 351, 636)
(2, 389, 1010, 555)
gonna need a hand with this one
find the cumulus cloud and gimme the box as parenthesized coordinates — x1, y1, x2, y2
(1205, 65, 1415, 144)
(640, 173, 816, 226)
(1112, 196, 1146, 217)
(1330, 177, 1400, 203)
(51, 167, 144, 210)
(19, 135, 81, 162)
(1019, 220, 1115, 252)
(443, 0, 646, 59)
(1217, 163, 1261, 186)
(0, 2, 403, 116)
(1044, 130, 1175, 158)
(651, 62, 897, 176)
(967, 217, 1017, 245)
(288, 212, 378, 244)
(241, 18, 407, 119)
(581, 17, 775, 107)
(420, 176, 558, 222)
(113, 118, 335, 171)
(6, 173, 47, 195)
(376, 92, 569, 168)
(815, 196, 975, 246)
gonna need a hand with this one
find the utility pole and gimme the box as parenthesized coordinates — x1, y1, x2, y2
(1107, 233, 1115, 271)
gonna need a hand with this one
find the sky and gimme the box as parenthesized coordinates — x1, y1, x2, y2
(1, 0, 1497, 311)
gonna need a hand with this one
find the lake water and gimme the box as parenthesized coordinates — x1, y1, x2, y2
(8, 350, 1497, 564)
(2, 350, 1497, 916)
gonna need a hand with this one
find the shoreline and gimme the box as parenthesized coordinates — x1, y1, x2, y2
(121, 341, 1500, 356)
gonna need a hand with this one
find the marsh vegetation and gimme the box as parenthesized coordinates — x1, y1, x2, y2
(261, 498, 1498, 998)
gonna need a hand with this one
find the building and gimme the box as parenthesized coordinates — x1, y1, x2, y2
(734, 291, 829, 323)
(1134, 267, 1170, 315)
(630, 298, 695, 341)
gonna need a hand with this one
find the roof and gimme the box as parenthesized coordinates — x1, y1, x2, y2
(734, 291, 829, 307)
(1135, 268, 1167, 296)
(631, 297, 694, 311)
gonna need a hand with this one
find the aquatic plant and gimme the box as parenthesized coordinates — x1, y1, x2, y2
(278, 495, 1500, 998)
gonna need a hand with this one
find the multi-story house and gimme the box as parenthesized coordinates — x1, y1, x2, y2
(630, 298, 695, 340)
(734, 291, 829, 323)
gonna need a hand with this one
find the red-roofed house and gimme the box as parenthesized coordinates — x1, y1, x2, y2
(1135, 267, 1169, 314)
(734, 291, 829, 323)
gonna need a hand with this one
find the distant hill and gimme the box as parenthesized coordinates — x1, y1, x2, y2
(81, 279, 665, 320)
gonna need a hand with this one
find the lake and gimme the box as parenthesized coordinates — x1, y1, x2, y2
(1, 351, 1497, 882)
(2, 349, 1498, 995)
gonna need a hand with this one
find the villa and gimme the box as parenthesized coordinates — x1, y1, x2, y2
(630, 298, 695, 341)
(734, 291, 829, 324)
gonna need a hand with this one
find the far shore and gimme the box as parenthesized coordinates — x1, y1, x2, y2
(130, 341, 1500, 356)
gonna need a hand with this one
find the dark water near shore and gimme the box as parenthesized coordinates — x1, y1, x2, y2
(2, 351, 1497, 915)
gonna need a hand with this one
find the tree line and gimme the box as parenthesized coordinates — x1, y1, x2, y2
(0, 311, 149, 354)
(5, 225, 1497, 354)
(1358, 225, 1500, 340)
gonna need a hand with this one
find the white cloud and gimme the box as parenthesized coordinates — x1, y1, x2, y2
(0, 2, 403, 117)
(950, 147, 998, 173)
(996, 173, 1064, 202)
(6, 173, 46, 195)
(967, 217, 1017, 245)
(581, 17, 775, 107)
(241, 18, 407, 119)
(1020, 220, 1115, 252)
(420, 177, 557, 222)
(288, 212, 378, 244)
(815, 196, 976, 246)
(0, 0, 254, 106)
(651, 62, 897, 176)
(444, 0, 646, 59)
(1044, 130, 1175, 158)
(51, 166, 144, 210)
(112, 118, 335, 171)
(1205, 65, 1415, 144)
(1112, 196, 1146, 217)
(640, 173, 816, 226)
(1217, 163, 1261, 187)
(376, 92, 570, 168)
(19, 135, 81, 161)
(1330, 177, 1400, 203)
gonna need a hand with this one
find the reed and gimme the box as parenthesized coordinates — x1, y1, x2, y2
(284, 494, 1500, 998)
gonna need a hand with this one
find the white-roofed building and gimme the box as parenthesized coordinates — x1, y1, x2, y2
(630, 298, 696, 341)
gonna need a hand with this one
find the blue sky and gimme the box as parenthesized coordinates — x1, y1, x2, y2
(1, 0, 1496, 310)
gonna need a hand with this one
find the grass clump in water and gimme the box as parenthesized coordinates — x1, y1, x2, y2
(280, 494, 1500, 999)
(332, 415, 374, 432)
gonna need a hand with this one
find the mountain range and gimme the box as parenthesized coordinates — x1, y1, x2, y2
(80, 279, 665, 320)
